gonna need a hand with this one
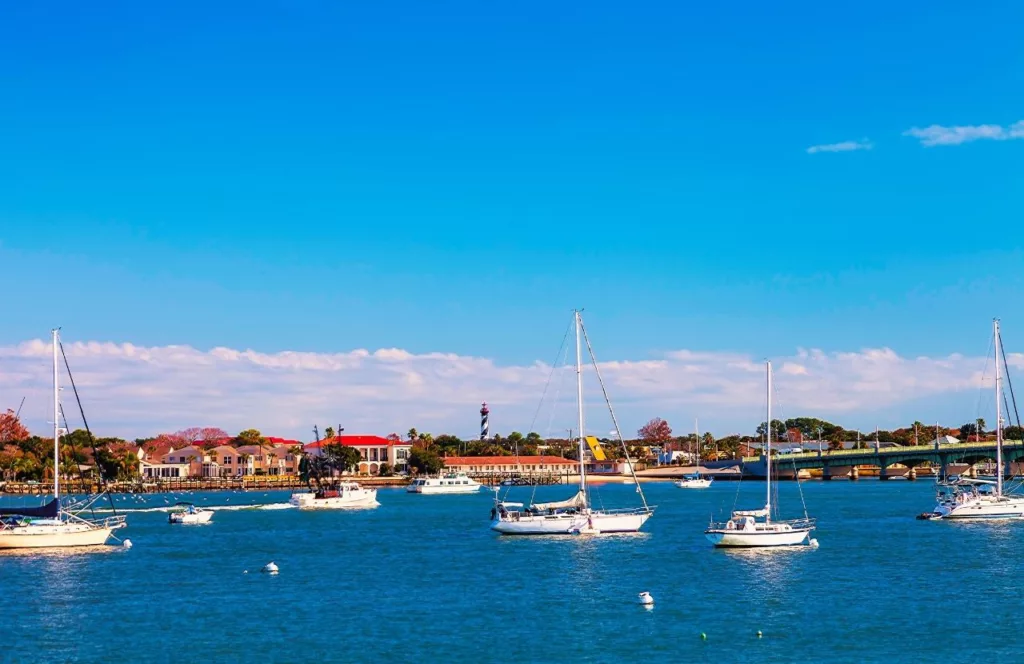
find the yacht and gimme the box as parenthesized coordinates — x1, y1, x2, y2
(168, 503, 214, 524)
(491, 310, 654, 535)
(0, 330, 126, 549)
(922, 319, 1024, 520)
(704, 361, 815, 547)
(407, 472, 485, 494)
(289, 482, 378, 509)
(675, 418, 713, 488)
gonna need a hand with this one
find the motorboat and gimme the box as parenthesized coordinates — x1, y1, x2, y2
(168, 503, 213, 524)
(407, 472, 485, 494)
(290, 482, 378, 509)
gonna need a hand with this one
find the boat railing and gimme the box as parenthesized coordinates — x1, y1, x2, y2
(707, 516, 816, 531)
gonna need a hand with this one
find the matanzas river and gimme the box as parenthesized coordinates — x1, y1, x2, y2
(1, 480, 1017, 663)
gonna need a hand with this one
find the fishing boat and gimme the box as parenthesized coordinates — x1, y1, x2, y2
(490, 310, 654, 535)
(675, 418, 713, 489)
(168, 503, 213, 524)
(289, 482, 378, 509)
(407, 471, 485, 494)
(922, 319, 1024, 520)
(705, 361, 815, 547)
(0, 330, 126, 549)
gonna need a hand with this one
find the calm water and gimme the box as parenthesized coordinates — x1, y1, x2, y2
(1, 480, 1019, 663)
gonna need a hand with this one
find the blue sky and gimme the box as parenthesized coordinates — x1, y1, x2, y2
(1, 1, 1022, 437)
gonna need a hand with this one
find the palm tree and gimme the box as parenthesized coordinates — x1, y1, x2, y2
(976, 418, 987, 442)
(407, 428, 418, 442)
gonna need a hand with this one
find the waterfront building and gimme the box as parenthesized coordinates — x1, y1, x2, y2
(303, 435, 413, 474)
(441, 455, 576, 475)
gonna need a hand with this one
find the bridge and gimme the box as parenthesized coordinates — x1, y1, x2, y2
(733, 440, 1024, 480)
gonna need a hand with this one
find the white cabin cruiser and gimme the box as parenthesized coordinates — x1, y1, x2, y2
(168, 503, 214, 524)
(289, 482, 378, 509)
(407, 472, 485, 494)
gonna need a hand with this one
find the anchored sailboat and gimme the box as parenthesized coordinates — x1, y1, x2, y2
(705, 360, 815, 547)
(675, 418, 713, 489)
(0, 329, 126, 549)
(490, 310, 654, 535)
(924, 319, 1024, 520)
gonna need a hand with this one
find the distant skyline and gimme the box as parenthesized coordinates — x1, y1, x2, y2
(1, 1, 1022, 437)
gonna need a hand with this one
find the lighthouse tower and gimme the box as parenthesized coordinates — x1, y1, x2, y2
(480, 402, 489, 441)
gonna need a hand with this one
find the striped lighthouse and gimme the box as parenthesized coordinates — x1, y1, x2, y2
(480, 402, 489, 441)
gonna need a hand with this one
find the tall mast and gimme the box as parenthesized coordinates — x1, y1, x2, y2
(52, 328, 60, 500)
(766, 360, 772, 520)
(995, 318, 1003, 497)
(694, 417, 699, 474)
(574, 310, 587, 502)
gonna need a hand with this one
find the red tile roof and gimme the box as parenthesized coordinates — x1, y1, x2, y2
(442, 455, 576, 466)
(303, 435, 406, 450)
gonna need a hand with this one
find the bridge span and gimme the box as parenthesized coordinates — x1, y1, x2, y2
(732, 440, 1024, 480)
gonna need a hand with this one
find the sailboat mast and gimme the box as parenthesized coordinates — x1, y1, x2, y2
(694, 417, 699, 471)
(574, 310, 587, 500)
(766, 360, 772, 520)
(995, 318, 1003, 497)
(52, 328, 60, 501)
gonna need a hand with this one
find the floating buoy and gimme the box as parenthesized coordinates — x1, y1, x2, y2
(808, 538, 820, 549)
(638, 591, 654, 606)
(261, 562, 279, 575)
(243, 570, 249, 574)
(122, 539, 133, 549)
(701, 633, 707, 641)
(757, 630, 763, 638)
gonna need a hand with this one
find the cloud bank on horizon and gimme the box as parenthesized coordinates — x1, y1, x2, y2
(0, 338, 1010, 442)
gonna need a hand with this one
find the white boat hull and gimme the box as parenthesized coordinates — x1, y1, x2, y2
(169, 510, 214, 524)
(407, 484, 483, 495)
(675, 478, 713, 489)
(705, 524, 812, 548)
(931, 495, 1024, 520)
(0, 522, 114, 549)
(289, 491, 378, 509)
(492, 510, 652, 535)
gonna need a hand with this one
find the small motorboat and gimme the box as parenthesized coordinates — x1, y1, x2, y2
(168, 503, 213, 524)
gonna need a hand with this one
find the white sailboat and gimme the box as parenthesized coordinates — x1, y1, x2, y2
(675, 418, 713, 489)
(924, 319, 1024, 520)
(0, 329, 126, 549)
(705, 361, 815, 547)
(490, 310, 654, 535)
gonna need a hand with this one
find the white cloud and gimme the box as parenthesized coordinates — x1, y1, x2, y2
(903, 120, 1024, 147)
(0, 338, 1000, 441)
(806, 139, 873, 154)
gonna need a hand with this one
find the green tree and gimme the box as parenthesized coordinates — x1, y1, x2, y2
(324, 443, 362, 473)
(408, 448, 444, 475)
(756, 420, 787, 439)
(237, 429, 264, 445)
(324, 426, 335, 440)
(407, 428, 418, 442)
(1005, 425, 1024, 441)
(378, 462, 394, 477)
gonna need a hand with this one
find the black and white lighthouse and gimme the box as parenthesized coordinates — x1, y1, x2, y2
(480, 402, 489, 441)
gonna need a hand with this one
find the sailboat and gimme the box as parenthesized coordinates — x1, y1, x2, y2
(924, 319, 1024, 520)
(490, 310, 655, 535)
(675, 418, 713, 489)
(0, 330, 126, 549)
(704, 360, 815, 547)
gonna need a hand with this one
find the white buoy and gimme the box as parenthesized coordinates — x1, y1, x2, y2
(809, 538, 820, 549)
(122, 539, 133, 549)
(638, 591, 654, 606)
(243, 570, 249, 574)
(261, 562, 279, 575)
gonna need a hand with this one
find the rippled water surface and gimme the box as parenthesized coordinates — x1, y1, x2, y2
(1, 480, 1019, 663)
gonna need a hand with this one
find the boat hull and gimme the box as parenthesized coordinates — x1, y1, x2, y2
(169, 511, 214, 524)
(406, 484, 483, 495)
(930, 495, 1024, 520)
(705, 525, 812, 548)
(0, 523, 114, 549)
(289, 491, 378, 509)
(675, 479, 713, 489)
(492, 510, 652, 535)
